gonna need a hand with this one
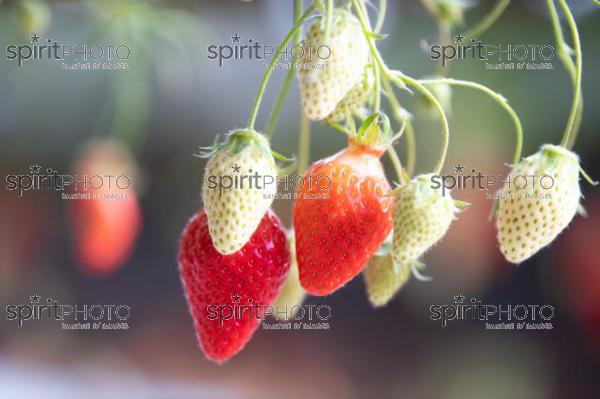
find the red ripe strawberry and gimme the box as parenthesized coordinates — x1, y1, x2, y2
(293, 133, 393, 295)
(178, 209, 290, 363)
(70, 140, 142, 276)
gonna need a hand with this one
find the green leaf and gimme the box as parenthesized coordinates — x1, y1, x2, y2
(357, 112, 380, 140)
(366, 31, 387, 40)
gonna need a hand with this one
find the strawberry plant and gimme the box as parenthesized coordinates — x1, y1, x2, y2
(179, 0, 596, 362)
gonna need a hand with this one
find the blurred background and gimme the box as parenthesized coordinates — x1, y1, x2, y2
(1, 0, 599, 398)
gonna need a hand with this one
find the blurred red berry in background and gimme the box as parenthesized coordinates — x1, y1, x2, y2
(555, 194, 600, 344)
(70, 139, 142, 276)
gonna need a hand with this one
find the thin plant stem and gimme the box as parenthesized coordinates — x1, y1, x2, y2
(387, 146, 405, 184)
(374, 0, 387, 33)
(353, 0, 381, 112)
(264, 0, 305, 138)
(382, 74, 416, 178)
(247, 4, 316, 131)
(547, 0, 583, 149)
(463, 0, 511, 41)
(404, 119, 416, 176)
(418, 78, 523, 164)
(355, 0, 449, 173)
(265, 68, 296, 138)
(394, 72, 450, 175)
(298, 115, 311, 173)
(556, 0, 582, 149)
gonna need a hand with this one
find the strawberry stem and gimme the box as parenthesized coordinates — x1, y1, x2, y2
(394, 72, 450, 175)
(352, 0, 381, 112)
(246, 4, 316, 131)
(382, 74, 416, 176)
(264, 0, 305, 138)
(547, 0, 583, 150)
(387, 146, 405, 184)
(417, 77, 523, 165)
(462, 0, 511, 42)
(298, 115, 312, 174)
(351, 0, 451, 175)
(374, 0, 387, 34)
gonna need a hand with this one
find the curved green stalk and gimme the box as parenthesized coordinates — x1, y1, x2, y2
(547, 0, 583, 149)
(382, 74, 416, 177)
(394, 73, 450, 175)
(419, 0, 451, 75)
(298, 115, 311, 173)
(354, 0, 448, 173)
(418, 78, 523, 164)
(265, 0, 305, 138)
(404, 119, 416, 176)
(353, 0, 381, 112)
(324, 0, 334, 45)
(247, 4, 316, 131)
(556, 0, 582, 149)
(265, 67, 296, 138)
(387, 146, 405, 184)
(463, 0, 511, 41)
(374, 0, 387, 34)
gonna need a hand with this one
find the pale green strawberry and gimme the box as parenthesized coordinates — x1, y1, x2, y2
(201, 130, 277, 255)
(325, 68, 374, 122)
(363, 254, 410, 307)
(298, 9, 370, 121)
(272, 231, 306, 320)
(496, 144, 581, 263)
(391, 174, 460, 265)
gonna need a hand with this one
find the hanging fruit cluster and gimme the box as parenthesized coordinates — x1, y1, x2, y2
(178, 0, 596, 363)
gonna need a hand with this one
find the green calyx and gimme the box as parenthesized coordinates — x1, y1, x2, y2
(539, 144, 598, 186)
(345, 111, 397, 152)
(225, 129, 272, 157)
(196, 129, 267, 158)
(195, 129, 294, 173)
(539, 143, 578, 175)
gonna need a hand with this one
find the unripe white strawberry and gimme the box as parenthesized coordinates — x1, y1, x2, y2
(496, 144, 581, 263)
(363, 254, 410, 307)
(391, 174, 460, 265)
(272, 231, 306, 320)
(298, 9, 370, 121)
(202, 130, 277, 255)
(325, 68, 374, 122)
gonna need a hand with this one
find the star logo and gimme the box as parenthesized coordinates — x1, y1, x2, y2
(231, 294, 241, 303)
(30, 164, 42, 174)
(231, 33, 241, 43)
(454, 163, 465, 173)
(30, 34, 40, 43)
(231, 164, 241, 173)
(453, 34, 465, 43)
(29, 294, 41, 304)
(453, 294, 465, 304)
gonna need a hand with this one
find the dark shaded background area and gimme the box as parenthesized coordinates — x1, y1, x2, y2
(1, 0, 599, 398)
